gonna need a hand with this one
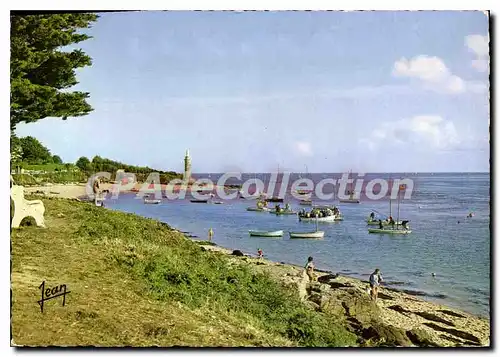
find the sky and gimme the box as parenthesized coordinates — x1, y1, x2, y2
(15, 11, 490, 173)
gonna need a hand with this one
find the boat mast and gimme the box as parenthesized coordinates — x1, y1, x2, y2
(397, 184, 401, 229)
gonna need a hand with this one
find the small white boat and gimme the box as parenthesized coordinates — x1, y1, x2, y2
(299, 199, 313, 206)
(289, 231, 325, 239)
(249, 230, 284, 237)
(368, 227, 412, 234)
(144, 198, 161, 204)
(247, 207, 271, 212)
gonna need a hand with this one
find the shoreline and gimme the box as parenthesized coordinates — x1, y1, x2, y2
(22, 186, 490, 346)
(187, 238, 489, 346)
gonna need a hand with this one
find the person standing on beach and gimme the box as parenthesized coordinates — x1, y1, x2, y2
(208, 228, 214, 242)
(92, 177, 101, 205)
(257, 248, 263, 258)
(369, 268, 383, 301)
(305, 256, 315, 282)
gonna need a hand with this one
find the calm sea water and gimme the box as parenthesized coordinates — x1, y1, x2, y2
(106, 172, 490, 318)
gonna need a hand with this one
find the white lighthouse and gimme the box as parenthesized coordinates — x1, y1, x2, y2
(184, 149, 191, 183)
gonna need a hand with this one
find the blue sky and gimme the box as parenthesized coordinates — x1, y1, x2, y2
(15, 11, 489, 173)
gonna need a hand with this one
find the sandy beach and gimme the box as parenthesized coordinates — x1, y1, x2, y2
(22, 182, 230, 200)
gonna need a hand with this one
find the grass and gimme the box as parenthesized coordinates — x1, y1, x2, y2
(11, 198, 356, 347)
(11, 172, 87, 186)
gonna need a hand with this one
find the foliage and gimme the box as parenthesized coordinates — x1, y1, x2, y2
(10, 13, 98, 130)
(76, 156, 93, 173)
(19, 136, 53, 164)
(52, 155, 63, 164)
(89, 156, 182, 183)
(10, 133, 23, 164)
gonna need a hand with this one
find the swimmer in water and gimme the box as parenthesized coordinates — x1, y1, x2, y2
(431, 273, 436, 277)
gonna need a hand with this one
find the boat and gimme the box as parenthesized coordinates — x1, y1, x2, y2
(368, 183, 411, 234)
(289, 231, 325, 239)
(144, 198, 161, 204)
(190, 199, 208, 203)
(298, 206, 343, 222)
(299, 214, 342, 222)
(247, 207, 271, 212)
(290, 215, 324, 238)
(368, 227, 412, 234)
(248, 230, 284, 237)
(338, 170, 360, 203)
(366, 218, 403, 226)
(271, 210, 297, 216)
(213, 201, 224, 205)
(299, 199, 313, 206)
(266, 197, 284, 203)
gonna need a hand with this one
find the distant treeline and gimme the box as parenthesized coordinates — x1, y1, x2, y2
(11, 134, 182, 184)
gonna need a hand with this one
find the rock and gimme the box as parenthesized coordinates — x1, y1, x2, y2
(387, 304, 412, 315)
(437, 309, 466, 318)
(361, 323, 412, 347)
(329, 282, 354, 289)
(422, 322, 482, 345)
(308, 292, 326, 306)
(231, 250, 244, 256)
(340, 288, 381, 324)
(304, 300, 321, 311)
(406, 328, 440, 347)
(307, 282, 330, 294)
(414, 311, 455, 327)
(317, 273, 339, 284)
(377, 292, 394, 300)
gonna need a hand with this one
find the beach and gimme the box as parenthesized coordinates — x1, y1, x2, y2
(19, 184, 490, 346)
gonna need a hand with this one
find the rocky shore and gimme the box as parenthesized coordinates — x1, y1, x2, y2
(196, 242, 490, 347)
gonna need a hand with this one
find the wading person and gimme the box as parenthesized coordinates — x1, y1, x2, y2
(257, 248, 263, 258)
(305, 256, 315, 282)
(369, 268, 383, 301)
(208, 228, 214, 242)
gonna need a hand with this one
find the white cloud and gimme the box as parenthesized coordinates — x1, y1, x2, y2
(465, 34, 489, 73)
(294, 141, 313, 156)
(471, 59, 489, 72)
(360, 115, 461, 151)
(392, 55, 466, 94)
(465, 35, 489, 57)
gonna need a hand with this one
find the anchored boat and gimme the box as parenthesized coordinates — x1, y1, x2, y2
(290, 215, 324, 238)
(249, 230, 284, 237)
(144, 198, 161, 204)
(368, 182, 411, 235)
(368, 227, 411, 234)
(289, 231, 325, 239)
(247, 207, 271, 212)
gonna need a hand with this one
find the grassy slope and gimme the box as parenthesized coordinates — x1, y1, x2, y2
(11, 198, 356, 347)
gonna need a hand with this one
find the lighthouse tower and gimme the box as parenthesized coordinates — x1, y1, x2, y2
(184, 149, 192, 183)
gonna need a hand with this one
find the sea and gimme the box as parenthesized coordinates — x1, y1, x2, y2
(105, 172, 490, 318)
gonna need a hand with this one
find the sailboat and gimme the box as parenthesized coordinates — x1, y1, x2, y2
(266, 165, 284, 202)
(289, 215, 325, 239)
(368, 183, 411, 234)
(338, 170, 360, 204)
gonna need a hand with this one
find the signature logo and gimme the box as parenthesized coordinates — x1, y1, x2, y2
(38, 281, 70, 313)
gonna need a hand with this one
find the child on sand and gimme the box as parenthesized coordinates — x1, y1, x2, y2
(305, 256, 315, 281)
